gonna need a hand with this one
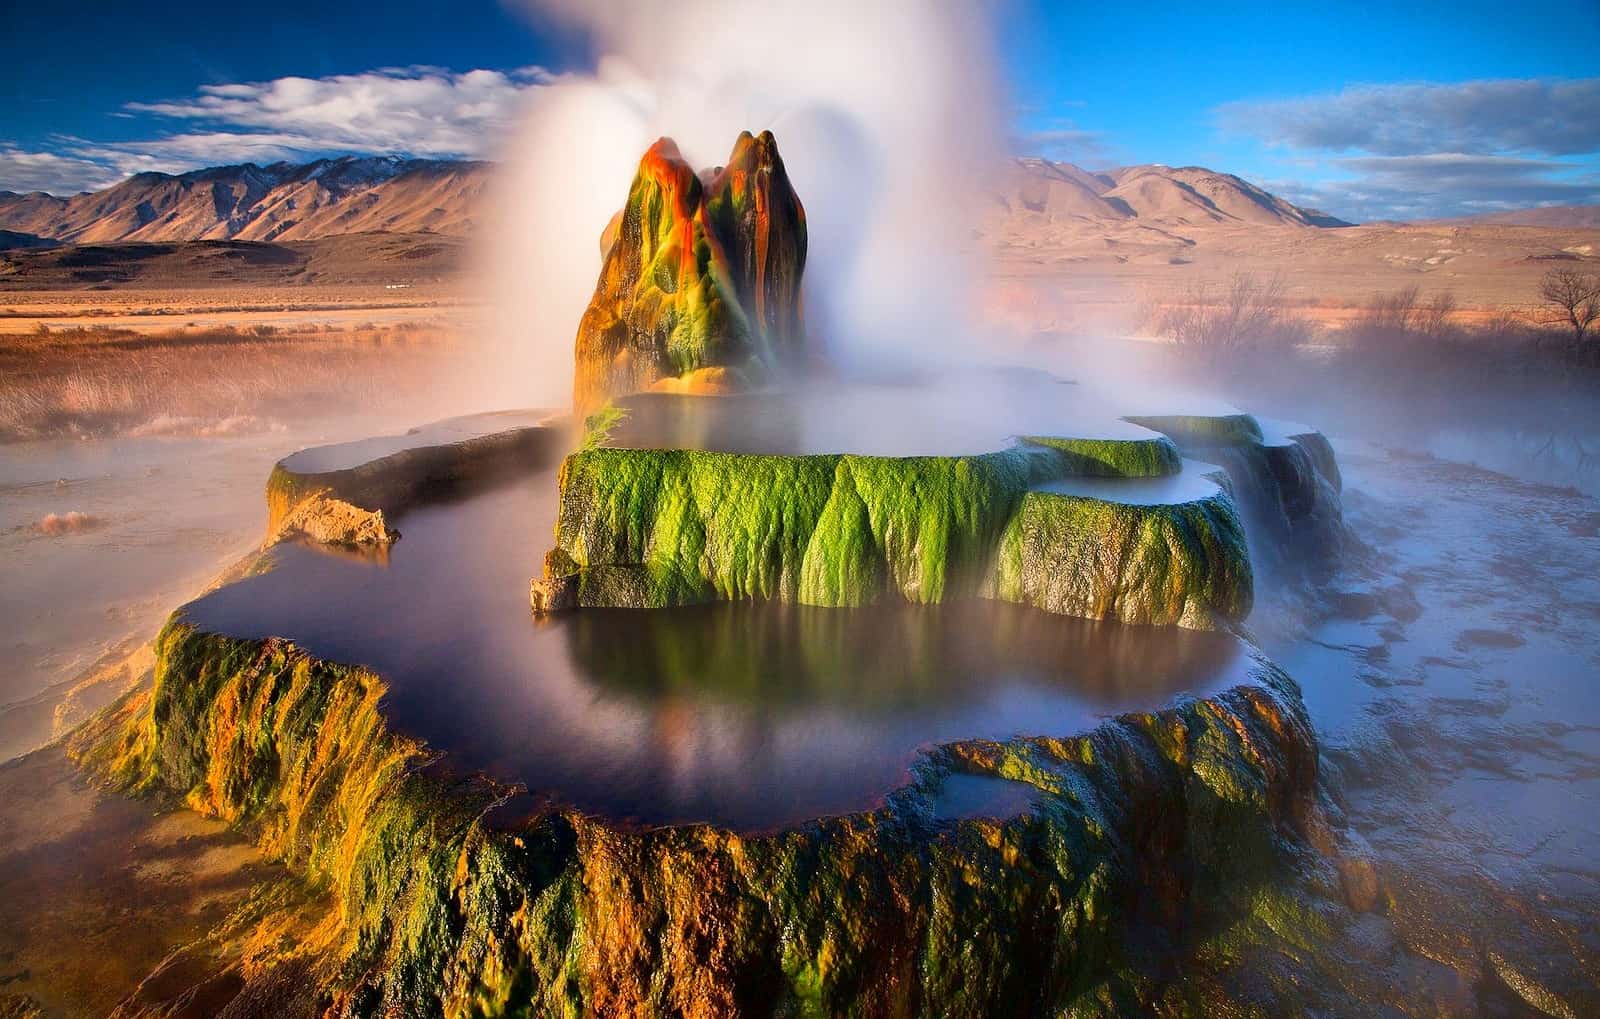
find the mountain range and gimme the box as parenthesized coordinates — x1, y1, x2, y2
(0, 156, 485, 247)
(993, 158, 1351, 229)
(0, 154, 1359, 250)
(3, 154, 1595, 256)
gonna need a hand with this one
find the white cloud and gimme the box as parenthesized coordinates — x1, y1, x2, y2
(0, 146, 124, 195)
(123, 66, 549, 158)
(1219, 78, 1600, 157)
(2, 66, 554, 195)
(1218, 78, 1600, 221)
(1013, 125, 1110, 165)
(1264, 154, 1600, 222)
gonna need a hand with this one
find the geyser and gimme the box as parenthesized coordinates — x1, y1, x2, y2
(49, 58, 1359, 1017)
(472, 1, 1005, 410)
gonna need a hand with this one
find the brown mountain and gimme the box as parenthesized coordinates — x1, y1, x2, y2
(0, 157, 488, 244)
(995, 158, 1349, 229)
(1440, 205, 1600, 229)
(2, 155, 1354, 251)
(0, 232, 465, 290)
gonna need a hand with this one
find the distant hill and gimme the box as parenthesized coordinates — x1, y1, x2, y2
(0, 229, 59, 251)
(0, 232, 465, 290)
(0, 156, 489, 245)
(993, 158, 1352, 229)
(1, 154, 1354, 249)
(1442, 205, 1600, 229)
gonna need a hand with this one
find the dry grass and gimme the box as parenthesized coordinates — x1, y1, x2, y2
(1143, 273, 1312, 361)
(1135, 277, 1600, 490)
(0, 322, 462, 441)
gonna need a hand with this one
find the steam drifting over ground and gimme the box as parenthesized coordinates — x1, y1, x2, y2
(472, 0, 1007, 410)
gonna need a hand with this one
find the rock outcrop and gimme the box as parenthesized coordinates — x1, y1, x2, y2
(1125, 413, 1345, 574)
(530, 439, 1254, 629)
(573, 131, 807, 414)
(277, 494, 396, 546)
(990, 483, 1252, 628)
(55, 404, 1353, 1015)
(71, 617, 1321, 1018)
(265, 411, 564, 536)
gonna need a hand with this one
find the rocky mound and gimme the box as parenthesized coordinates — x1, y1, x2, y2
(573, 131, 807, 413)
(531, 437, 1254, 630)
(51, 402, 1356, 1015)
(1126, 414, 1345, 575)
(71, 612, 1321, 1017)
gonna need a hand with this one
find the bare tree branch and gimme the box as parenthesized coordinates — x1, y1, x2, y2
(1539, 267, 1600, 343)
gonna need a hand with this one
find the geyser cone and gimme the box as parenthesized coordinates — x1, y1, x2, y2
(573, 131, 808, 414)
(701, 130, 808, 370)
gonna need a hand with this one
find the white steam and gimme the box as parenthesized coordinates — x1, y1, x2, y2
(470, 1, 1007, 410)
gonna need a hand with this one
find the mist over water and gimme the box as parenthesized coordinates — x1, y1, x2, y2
(471, 0, 1008, 410)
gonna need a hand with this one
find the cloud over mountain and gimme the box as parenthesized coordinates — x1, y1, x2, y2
(5, 67, 552, 195)
(0, 146, 125, 195)
(1218, 78, 1600, 157)
(1216, 78, 1600, 220)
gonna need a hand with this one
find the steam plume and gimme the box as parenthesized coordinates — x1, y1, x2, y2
(471, 1, 1007, 409)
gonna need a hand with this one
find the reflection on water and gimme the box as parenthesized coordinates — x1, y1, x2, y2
(0, 434, 290, 760)
(279, 409, 552, 474)
(1427, 426, 1600, 498)
(184, 472, 1253, 831)
(611, 376, 1157, 457)
(1034, 458, 1223, 504)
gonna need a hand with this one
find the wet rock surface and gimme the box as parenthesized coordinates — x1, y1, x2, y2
(534, 439, 1260, 629)
(277, 494, 396, 546)
(1128, 414, 1346, 580)
(0, 746, 279, 1018)
(68, 619, 1322, 1017)
(266, 410, 563, 535)
(1096, 447, 1600, 1016)
(36, 401, 1338, 1014)
(180, 469, 1262, 830)
(23, 404, 1599, 1016)
(573, 132, 807, 414)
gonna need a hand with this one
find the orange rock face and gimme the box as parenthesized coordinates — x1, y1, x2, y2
(572, 131, 807, 414)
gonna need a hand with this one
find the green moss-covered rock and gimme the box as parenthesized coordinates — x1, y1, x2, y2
(1121, 413, 1344, 573)
(70, 619, 1322, 1018)
(536, 441, 1252, 628)
(544, 446, 1044, 610)
(573, 132, 807, 414)
(62, 406, 1348, 1014)
(990, 489, 1253, 629)
(1020, 435, 1183, 478)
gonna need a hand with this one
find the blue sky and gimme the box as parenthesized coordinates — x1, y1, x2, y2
(3, 0, 1597, 220)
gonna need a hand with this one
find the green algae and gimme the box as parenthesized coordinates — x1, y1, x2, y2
(69, 618, 1324, 1017)
(1021, 435, 1183, 478)
(574, 133, 807, 412)
(991, 489, 1253, 628)
(579, 401, 629, 453)
(543, 440, 1252, 628)
(1121, 413, 1345, 572)
(64, 405, 1353, 1013)
(552, 446, 1042, 610)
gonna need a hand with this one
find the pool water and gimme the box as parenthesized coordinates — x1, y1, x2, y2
(182, 470, 1256, 831)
